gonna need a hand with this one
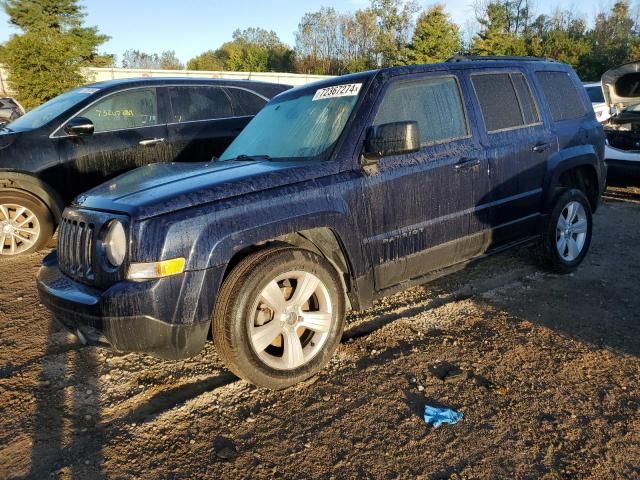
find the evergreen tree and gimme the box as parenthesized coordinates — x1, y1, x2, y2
(472, 1, 527, 56)
(405, 5, 461, 64)
(1, 0, 109, 108)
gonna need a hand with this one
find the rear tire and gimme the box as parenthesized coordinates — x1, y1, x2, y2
(213, 247, 346, 390)
(0, 190, 54, 256)
(541, 188, 592, 273)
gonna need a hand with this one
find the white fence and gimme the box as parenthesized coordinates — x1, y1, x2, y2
(0, 65, 332, 96)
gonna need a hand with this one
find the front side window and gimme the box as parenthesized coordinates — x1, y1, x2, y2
(169, 86, 232, 123)
(219, 84, 361, 162)
(80, 88, 158, 133)
(373, 76, 468, 146)
(536, 71, 587, 122)
(472, 72, 540, 132)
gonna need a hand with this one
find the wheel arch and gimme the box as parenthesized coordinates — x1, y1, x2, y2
(219, 226, 359, 311)
(544, 147, 603, 213)
(0, 171, 65, 224)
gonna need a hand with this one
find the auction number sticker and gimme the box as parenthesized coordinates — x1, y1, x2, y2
(312, 83, 362, 101)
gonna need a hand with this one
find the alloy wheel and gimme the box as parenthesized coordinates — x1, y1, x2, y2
(249, 270, 333, 371)
(556, 201, 588, 262)
(0, 203, 40, 256)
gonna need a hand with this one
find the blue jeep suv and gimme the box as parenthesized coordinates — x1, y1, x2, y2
(38, 57, 606, 389)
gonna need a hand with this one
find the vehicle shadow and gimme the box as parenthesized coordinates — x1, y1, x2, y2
(28, 319, 104, 479)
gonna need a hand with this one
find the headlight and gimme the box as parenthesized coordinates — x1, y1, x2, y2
(102, 220, 126, 267)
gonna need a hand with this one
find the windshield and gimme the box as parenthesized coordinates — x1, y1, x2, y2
(7, 87, 99, 131)
(219, 83, 362, 162)
(586, 85, 605, 103)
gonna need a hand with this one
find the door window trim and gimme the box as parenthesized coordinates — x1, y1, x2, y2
(51, 83, 270, 139)
(370, 73, 473, 151)
(470, 70, 543, 135)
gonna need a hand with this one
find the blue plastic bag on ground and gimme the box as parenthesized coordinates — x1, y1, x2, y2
(424, 404, 463, 427)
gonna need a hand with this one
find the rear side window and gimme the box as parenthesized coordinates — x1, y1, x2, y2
(373, 76, 468, 147)
(536, 71, 587, 122)
(226, 88, 266, 116)
(168, 86, 232, 123)
(472, 73, 540, 132)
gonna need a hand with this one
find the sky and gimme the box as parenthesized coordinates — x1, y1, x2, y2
(0, 0, 615, 65)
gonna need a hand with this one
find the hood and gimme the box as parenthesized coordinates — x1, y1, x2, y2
(75, 160, 323, 219)
(601, 61, 640, 109)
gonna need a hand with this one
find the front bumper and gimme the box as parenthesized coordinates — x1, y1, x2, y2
(36, 252, 224, 359)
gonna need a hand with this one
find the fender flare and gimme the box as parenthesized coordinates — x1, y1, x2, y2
(542, 146, 601, 212)
(0, 171, 65, 223)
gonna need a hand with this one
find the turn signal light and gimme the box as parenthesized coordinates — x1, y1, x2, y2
(127, 258, 186, 280)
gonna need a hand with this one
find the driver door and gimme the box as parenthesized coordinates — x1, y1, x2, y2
(360, 73, 491, 290)
(53, 87, 169, 198)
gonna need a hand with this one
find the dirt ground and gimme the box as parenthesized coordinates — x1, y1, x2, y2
(1, 182, 639, 480)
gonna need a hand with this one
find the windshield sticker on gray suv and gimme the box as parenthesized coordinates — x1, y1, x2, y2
(312, 83, 362, 101)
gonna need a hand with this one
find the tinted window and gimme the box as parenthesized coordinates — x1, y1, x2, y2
(586, 85, 605, 103)
(536, 71, 586, 122)
(511, 73, 540, 125)
(472, 73, 540, 132)
(373, 76, 468, 146)
(80, 88, 158, 133)
(169, 86, 232, 122)
(226, 88, 266, 116)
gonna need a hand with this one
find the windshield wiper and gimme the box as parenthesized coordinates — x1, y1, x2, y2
(232, 154, 272, 162)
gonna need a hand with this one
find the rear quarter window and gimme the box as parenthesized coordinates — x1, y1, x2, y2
(226, 88, 267, 116)
(536, 71, 587, 122)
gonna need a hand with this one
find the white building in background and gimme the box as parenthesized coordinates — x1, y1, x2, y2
(0, 65, 332, 96)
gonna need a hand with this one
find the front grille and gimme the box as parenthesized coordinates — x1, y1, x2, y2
(58, 217, 95, 281)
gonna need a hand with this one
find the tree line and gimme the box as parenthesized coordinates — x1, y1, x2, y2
(185, 0, 639, 83)
(1, 0, 639, 108)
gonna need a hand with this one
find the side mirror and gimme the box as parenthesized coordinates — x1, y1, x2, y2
(363, 121, 420, 162)
(64, 116, 94, 136)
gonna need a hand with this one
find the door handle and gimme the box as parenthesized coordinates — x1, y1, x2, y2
(139, 137, 165, 147)
(454, 158, 481, 171)
(532, 142, 552, 153)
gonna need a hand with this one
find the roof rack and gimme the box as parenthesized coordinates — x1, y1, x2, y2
(446, 55, 556, 63)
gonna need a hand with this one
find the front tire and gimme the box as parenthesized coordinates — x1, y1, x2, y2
(213, 247, 346, 390)
(541, 188, 592, 273)
(0, 191, 54, 257)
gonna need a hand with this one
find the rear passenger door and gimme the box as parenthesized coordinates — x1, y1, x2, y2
(362, 74, 491, 291)
(469, 70, 556, 247)
(165, 85, 257, 162)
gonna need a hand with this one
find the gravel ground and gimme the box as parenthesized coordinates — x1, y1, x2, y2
(0, 183, 639, 480)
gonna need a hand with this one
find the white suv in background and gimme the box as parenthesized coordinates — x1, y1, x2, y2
(584, 83, 610, 123)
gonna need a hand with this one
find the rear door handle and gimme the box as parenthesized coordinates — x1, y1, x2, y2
(139, 137, 165, 146)
(454, 158, 481, 171)
(532, 142, 552, 153)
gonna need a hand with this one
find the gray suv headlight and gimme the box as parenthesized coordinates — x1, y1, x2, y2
(102, 220, 126, 267)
